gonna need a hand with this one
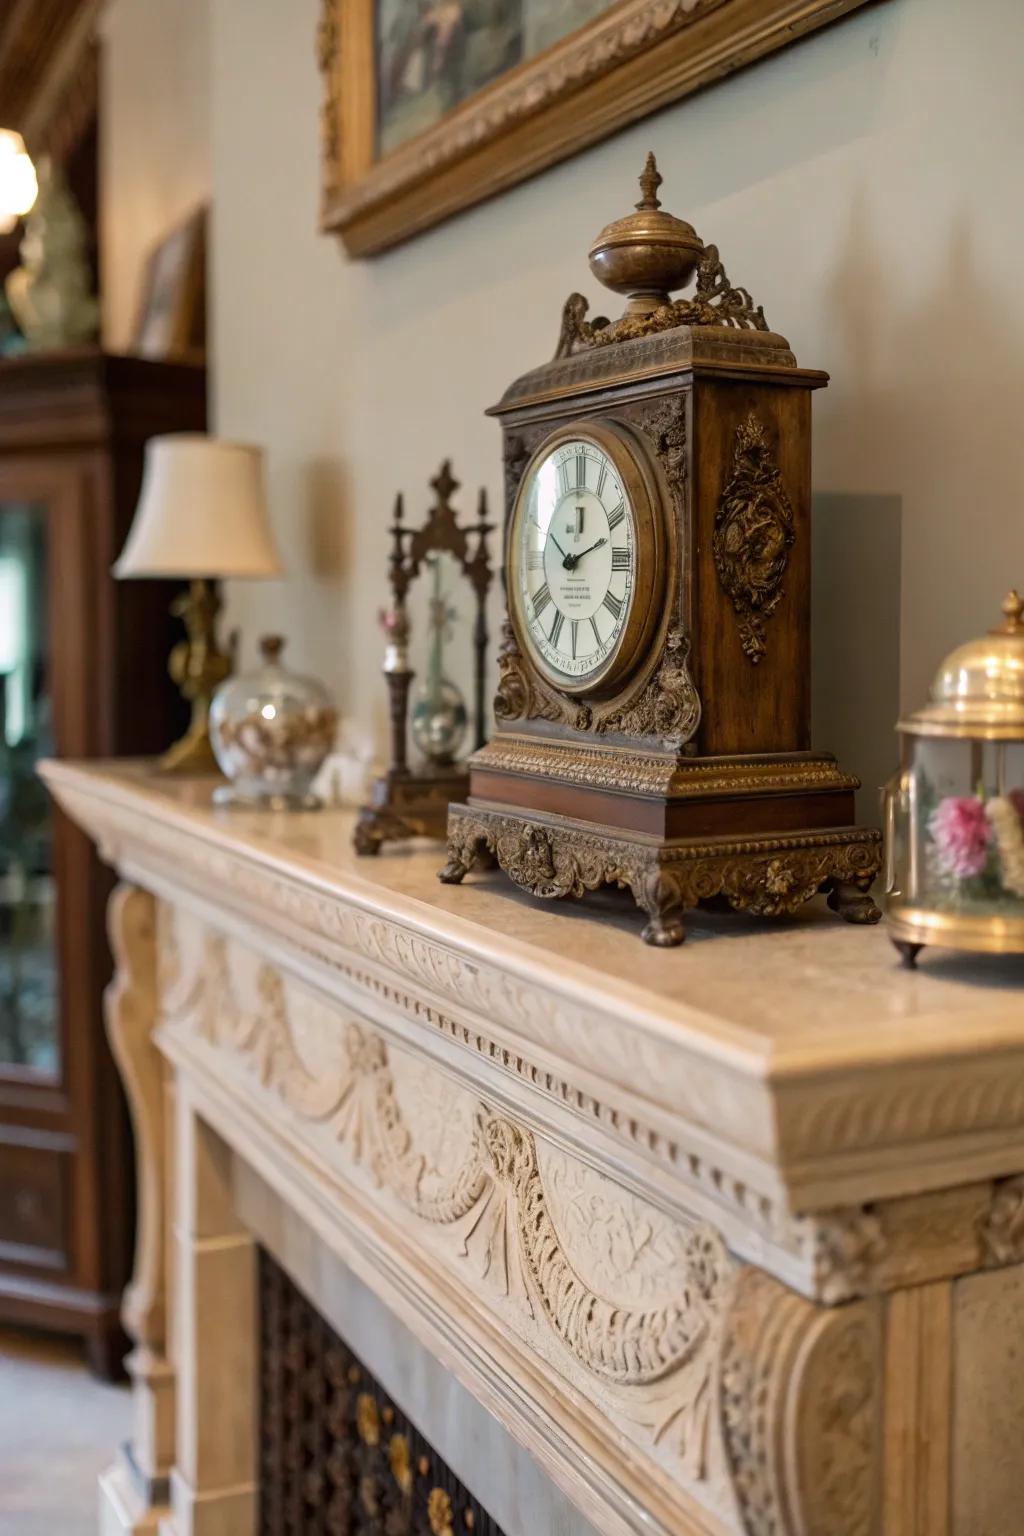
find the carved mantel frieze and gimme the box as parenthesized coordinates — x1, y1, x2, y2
(155, 910, 900, 1533)
(40, 765, 1024, 1536)
(43, 765, 1024, 1291)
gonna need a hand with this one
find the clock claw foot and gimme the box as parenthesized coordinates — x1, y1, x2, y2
(354, 806, 421, 856)
(641, 912, 686, 947)
(353, 817, 384, 856)
(439, 854, 470, 885)
(893, 939, 923, 968)
(636, 872, 686, 946)
(827, 880, 882, 926)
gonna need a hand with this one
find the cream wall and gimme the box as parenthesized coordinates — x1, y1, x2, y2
(106, 0, 1024, 802)
(99, 0, 210, 350)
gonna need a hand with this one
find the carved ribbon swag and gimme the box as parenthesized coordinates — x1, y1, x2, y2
(178, 933, 733, 1398)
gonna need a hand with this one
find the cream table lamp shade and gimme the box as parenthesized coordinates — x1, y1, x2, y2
(114, 434, 283, 579)
(114, 434, 283, 775)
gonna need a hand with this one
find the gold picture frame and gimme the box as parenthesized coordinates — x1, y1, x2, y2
(319, 0, 874, 257)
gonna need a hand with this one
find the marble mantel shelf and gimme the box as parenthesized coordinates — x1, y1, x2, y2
(45, 761, 1024, 1228)
(43, 759, 1024, 1536)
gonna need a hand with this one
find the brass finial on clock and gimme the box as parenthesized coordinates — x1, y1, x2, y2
(588, 152, 704, 317)
(636, 149, 663, 209)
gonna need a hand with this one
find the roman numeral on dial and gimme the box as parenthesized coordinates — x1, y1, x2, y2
(532, 583, 551, 617)
(576, 452, 586, 489)
(607, 502, 625, 531)
(570, 619, 578, 659)
(527, 548, 544, 570)
(557, 461, 570, 494)
(602, 590, 623, 621)
(611, 547, 630, 571)
(596, 463, 607, 498)
(590, 615, 602, 647)
(549, 610, 565, 648)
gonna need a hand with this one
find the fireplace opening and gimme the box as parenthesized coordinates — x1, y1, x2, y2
(258, 1248, 507, 1534)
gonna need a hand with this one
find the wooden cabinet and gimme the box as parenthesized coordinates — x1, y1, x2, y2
(0, 350, 204, 1375)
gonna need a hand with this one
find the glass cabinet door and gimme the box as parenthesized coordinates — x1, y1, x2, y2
(0, 503, 57, 1076)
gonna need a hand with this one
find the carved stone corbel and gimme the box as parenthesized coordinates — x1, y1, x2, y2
(719, 1266, 881, 1536)
(101, 883, 173, 1529)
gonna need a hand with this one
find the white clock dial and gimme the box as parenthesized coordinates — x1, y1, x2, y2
(516, 437, 636, 683)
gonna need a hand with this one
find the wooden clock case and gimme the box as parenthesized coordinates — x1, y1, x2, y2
(441, 160, 881, 945)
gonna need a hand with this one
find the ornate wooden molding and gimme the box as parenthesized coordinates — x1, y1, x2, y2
(474, 739, 860, 798)
(320, 0, 877, 256)
(443, 805, 880, 945)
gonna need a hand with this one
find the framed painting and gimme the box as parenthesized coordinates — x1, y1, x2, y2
(132, 205, 207, 362)
(318, 0, 874, 257)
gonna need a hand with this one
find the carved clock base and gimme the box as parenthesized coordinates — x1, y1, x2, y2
(441, 804, 882, 946)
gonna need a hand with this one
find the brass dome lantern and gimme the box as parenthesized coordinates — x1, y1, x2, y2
(885, 590, 1024, 963)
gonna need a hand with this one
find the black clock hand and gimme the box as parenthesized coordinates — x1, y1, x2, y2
(573, 537, 608, 563)
(550, 534, 568, 561)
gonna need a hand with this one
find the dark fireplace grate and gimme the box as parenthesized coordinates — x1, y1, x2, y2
(258, 1247, 507, 1535)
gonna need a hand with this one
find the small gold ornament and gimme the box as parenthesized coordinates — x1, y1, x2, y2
(389, 1433, 412, 1495)
(355, 1392, 379, 1446)
(428, 1487, 455, 1535)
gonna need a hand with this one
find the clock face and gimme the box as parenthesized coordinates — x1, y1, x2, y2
(513, 436, 637, 686)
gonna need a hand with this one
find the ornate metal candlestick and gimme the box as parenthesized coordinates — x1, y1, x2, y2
(355, 461, 493, 854)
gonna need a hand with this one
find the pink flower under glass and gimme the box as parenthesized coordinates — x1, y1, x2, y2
(929, 795, 992, 879)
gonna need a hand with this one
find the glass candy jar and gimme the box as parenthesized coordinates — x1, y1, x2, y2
(210, 635, 337, 809)
(884, 591, 1024, 963)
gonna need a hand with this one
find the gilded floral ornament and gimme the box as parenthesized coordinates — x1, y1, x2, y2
(493, 619, 561, 726)
(555, 243, 768, 358)
(713, 412, 795, 663)
(596, 626, 701, 747)
(443, 807, 880, 944)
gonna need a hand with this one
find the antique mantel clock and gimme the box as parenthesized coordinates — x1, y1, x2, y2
(440, 155, 881, 945)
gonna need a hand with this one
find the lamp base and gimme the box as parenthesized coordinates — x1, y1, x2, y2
(157, 577, 233, 776)
(158, 716, 220, 775)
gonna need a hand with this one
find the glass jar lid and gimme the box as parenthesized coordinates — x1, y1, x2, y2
(900, 590, 1024, 738)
